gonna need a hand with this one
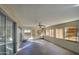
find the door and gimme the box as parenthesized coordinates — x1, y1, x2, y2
(6, 17, 14, 55)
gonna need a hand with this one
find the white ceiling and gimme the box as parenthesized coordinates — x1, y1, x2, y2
(2, 4, 79, 27)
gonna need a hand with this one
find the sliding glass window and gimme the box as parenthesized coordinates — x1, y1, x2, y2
(0, 12, 6, 55)
(6, 17, 14, 55)
(0, 11, 16, 55)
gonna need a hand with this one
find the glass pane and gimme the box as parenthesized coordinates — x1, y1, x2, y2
(46, 29, 50, 36)
(6, 17, 14, 55)
(56, 28, 63, 39)
(51, 29, 54, 37)
(65, 26, 77, 41)
(0, 13, 6, 55)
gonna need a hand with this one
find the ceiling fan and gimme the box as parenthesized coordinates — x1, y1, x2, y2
(38, 22, 45, 28)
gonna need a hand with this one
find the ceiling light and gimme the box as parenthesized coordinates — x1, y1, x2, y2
(24, 30, 31, 33)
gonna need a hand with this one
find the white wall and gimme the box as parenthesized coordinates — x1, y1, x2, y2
(16, 27, 21, 51)
(44, 36, 79, 54)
